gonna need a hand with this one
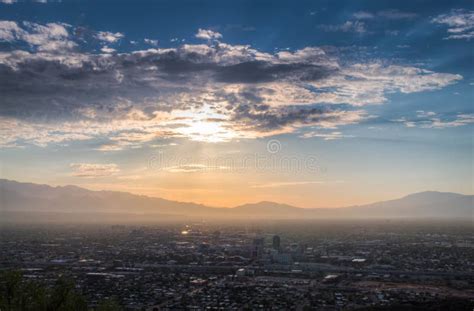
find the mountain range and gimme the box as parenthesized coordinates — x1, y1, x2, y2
(0, 179, 472, 223)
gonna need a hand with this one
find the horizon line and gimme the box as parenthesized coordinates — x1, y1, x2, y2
(1, 178, 472, 210)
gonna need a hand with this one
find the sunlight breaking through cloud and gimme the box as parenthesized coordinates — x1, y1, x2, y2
(0, 20, 464, 149)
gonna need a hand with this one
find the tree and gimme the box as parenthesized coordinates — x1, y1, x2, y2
(47, 276, 87, 311)
(96, 297, 123, 311)
(0, 270, 23, 310)
(0, 270, 88, 311)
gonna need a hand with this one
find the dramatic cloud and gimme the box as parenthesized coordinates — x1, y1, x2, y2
(0, 21, 464, 148)
(70, 163, 120, 178)
(195, 28, 222, 40)
(432, 9, 474, 40)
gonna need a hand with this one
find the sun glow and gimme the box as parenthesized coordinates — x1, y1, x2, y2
(173, 105, 240, 142)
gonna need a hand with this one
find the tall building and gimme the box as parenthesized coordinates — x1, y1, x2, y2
(252, 237, 265, 259)
(272, 235, 281, 251)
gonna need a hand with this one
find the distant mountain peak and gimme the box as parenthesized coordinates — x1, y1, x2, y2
(1, 179, 472, 222)
(399, 190, 469, 202)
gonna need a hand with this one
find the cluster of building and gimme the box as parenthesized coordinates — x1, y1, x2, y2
(0, 222, 473, 310)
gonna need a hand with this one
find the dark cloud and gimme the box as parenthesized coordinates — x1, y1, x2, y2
(0, 42, 337, 121)
(229, 101, 363, 131)
(214, 61, 334, 83)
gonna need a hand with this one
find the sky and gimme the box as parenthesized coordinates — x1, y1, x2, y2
(0, 0, 473, 208)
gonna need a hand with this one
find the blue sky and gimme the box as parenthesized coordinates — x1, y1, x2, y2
(0, 0, 472, 207)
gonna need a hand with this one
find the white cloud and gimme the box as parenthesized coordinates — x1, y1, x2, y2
(22, 21, 69, 43)
(310, 63, 462, 106)
(300, 131, 353, 140)
(427, 114, 474, 128)
(320, 21, 367, 33)
(70, 163, 120, 178)
(416, 110, 437, 118)
(354, 9, 417, 20)
(144, 38, 158, 46)
(164, 164, 230, 173)
(100, 46, 116, 53)
(0, 0, 52, 4)
(195, 28, 222, 40)
(0, 117, 94, 147)
(432, 9, 474, 40)
(353, 11, 374, 19)
(395, 112, 474, 129)
(0, 21, 75, 52)
(0, 21, 23, 41)
(377, 9, 417, 19)
(95, 31, 124, 43)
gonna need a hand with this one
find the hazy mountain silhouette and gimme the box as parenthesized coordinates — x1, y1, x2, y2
(0, 179, 472, 223)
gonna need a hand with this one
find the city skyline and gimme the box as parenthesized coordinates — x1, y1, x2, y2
(0, 0, 473, 208)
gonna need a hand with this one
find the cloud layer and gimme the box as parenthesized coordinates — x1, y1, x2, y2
(0, 22, 465, 148)
(395, 111, 474, 129)
(432, 9, 474, 40)
(70, 163, 120, 178)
